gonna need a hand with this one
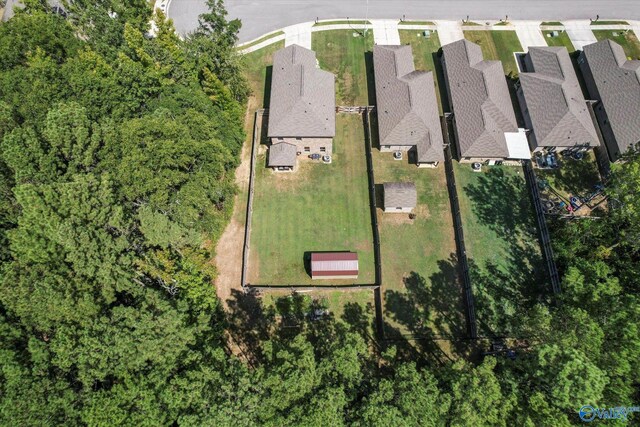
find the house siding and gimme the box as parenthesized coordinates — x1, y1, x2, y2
(271, 137, 333, 155)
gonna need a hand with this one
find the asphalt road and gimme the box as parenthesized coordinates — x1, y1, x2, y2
(168, 0, 640, 42)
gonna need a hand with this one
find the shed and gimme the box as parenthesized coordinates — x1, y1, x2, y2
(310, 252, 359, 280)
(383, 182, 417, 213)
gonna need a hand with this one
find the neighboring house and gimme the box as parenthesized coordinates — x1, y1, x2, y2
(440, 39, 530, 163)
(578, 39, 640, 162)
(373, 45, 445, 167)
(382, 182, 417, 213)
(310, 252, 359, 280)
(517, 46, 599, 153)
(268, 44, 336, 169)
(267, 142, 297, 172)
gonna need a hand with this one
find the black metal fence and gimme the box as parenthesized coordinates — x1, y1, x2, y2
(441, 116, 478, 339)
(523, 160, 562, 294)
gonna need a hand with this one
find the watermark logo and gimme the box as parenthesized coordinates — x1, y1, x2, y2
(578, 405, 640, 422)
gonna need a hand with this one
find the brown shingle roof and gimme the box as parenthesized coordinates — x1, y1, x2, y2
(373, 45, 444, 163)
(441, 39, 518, 158)
(519, 47, 598, 149)
(267, 45, 336, 138)
(268, 142, 297, 167)
(581, 39, 640, 156)
(383, 182, 417, 208)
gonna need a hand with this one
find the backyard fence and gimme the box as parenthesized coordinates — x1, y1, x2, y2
(363, 107, 385, 339)
(241, 109, 265, 292)
(246, 284, 380, 292)
(523, 160, 562, 294)
(442, 116, 478, 340)
(337, 105, 375, 114)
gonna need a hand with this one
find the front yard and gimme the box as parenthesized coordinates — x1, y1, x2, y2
(543, 30, 576, 51)
(463, 30, 524, 76)
(453, 163, 545, 336)
(249, 114, 376, 285)
(312, 30, 374, 105)
(592, 29, 640, 59)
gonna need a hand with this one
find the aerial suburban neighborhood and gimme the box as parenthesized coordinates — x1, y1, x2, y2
(1, 0, 639, 424)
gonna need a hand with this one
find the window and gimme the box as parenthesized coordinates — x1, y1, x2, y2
(396, 207, 402, 210)
(295, 137, 302, 141)
(304, 147, 310, 152)
(320, 147, 326, 152)
(277, 138, 284, 142)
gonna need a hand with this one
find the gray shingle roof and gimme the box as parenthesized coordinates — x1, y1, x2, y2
(441, 39, 518, 158)
(581, 39, 640, 156)
(268, 142, 297, 167)
(267, 45, 336, 138)
(519, 47, 599, 149)
(383, 182, 417, 208)
(373, 45, 444, 163)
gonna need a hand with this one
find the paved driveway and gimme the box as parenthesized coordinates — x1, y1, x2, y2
(168, 0, 640, 42)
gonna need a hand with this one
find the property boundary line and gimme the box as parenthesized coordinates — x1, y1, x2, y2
(442, 115, 478, 339)
(240, 109, 264, 292)
(523, 160, 561, 294)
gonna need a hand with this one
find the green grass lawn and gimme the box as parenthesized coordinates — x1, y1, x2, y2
(399, 30, 444, 113)
(372, 143, 463, 340)
(453, 163, 545, 336)
(463, 30, 523, 76)
(249, 114, 375, 285)
(398, 21, 435, 26)
(314, 20, 371, 26)
(242, 41, 285, 109)
(312, 30, 374, 105)
(592, 30, 640, 59)
(541, 21, 563, 26)
(543, 30, 575, 51)
(590, 20, 629, 25)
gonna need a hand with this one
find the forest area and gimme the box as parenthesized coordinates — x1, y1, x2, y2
(0, 0, 638, 425)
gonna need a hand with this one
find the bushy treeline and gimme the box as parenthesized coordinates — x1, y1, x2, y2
(0, 1, 638, 425)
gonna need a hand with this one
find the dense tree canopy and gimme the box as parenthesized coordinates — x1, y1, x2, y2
(0, 1, 638, 426)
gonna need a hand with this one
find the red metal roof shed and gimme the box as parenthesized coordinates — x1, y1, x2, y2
(310, 252, 359, 280)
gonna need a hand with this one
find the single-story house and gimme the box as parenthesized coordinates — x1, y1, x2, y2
(578, 39, 640, 162)
(373, 45, 445, 167)
(267, 44, 336, 170)
(382, 182, 417, 213)
(310, 252, 359, 280)
(267, 142, 297, 172)
(517, 46, 599, 153)
(440, 39, 530, 163)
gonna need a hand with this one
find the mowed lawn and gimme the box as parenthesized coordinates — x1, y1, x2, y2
(312, 30, 374, 105)
(398, 30, 444, 113)
(243, 41, 285, 110)
(249, 114, 375, 285)
(463, 30, 523, 76)
(453, 163, 545, 335)
(543, 30, 576, 51)
(592, 30, 640, 59)
(373, 146, 464, 339)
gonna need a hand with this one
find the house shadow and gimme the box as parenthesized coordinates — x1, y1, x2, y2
(432, 50, 451, 113)
(365, 51, 376, 106)
(262, 65, 273, 108)
(374, 183, 384, 209)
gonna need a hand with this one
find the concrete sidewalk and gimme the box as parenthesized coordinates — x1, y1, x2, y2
(563, 20, 597, 50)
(284, 22, 314, 48)
(370, 19, 401, 45)
(435, 20, 464, 46)
(513, 21, 546, 51)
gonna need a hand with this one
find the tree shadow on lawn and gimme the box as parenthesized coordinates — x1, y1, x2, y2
(383, 254, 477, 361)
(548, 155, 602, 197)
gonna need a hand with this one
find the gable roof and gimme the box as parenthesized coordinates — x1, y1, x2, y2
(441, 39, 519, 158)
(268, 142, 297, 167)
(268, 45, 336, 138)
(373, 45, 444, 163)
(383, 182, 417, 208)
(581, 39, 640, 156)
(519, 47, 598, 149)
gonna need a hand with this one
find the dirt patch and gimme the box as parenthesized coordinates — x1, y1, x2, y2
(269, 159, 313, 192)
